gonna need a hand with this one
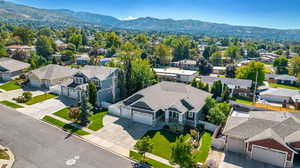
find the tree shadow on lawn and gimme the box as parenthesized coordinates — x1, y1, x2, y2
(63, 122, 85, 139)
(143, 129, 190, 143)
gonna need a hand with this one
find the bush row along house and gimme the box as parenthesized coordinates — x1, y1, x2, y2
(28, 64, 119, 107)
(109, 81, 212, 127)
(223, 111, 300, 167)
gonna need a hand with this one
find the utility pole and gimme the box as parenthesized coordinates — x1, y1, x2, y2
(252, 70, 258, 105)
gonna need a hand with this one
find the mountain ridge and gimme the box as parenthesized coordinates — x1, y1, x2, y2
(1, 0, 300, 41)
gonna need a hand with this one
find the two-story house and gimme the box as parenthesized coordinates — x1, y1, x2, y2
(50, 65, 119, 107)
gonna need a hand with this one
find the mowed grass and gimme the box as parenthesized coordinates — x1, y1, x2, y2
(87, 111, 107, 131)
(42, 115, 90, 136)
(53, 107, 107, 131)
(0, 149, 10, 160)
(194, 132, 212, 163)
(129, 151, 172, 168)
(235, 98, 253, 105)
(0, 80, 21, 91)
(142, 129, 190, 160)
(0, 100, 23, 108)
(25, 93, 57, 105)
(269, 83, 300, 90)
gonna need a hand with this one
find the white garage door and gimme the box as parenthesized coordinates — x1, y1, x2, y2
(226, 137, 245, 153)
(30, 80, 41, 88)
(121, 107, 132, 119)
(252, 146, 286, 167)
(132, 111, 153, 125)
(108, 105, 121, 116)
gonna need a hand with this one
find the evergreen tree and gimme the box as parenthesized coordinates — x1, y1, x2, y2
(88, 82, 97, 106)
(80, 91, 93, 124)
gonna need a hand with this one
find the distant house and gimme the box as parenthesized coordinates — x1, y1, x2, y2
(99, 58, 112, 66)
(109, 81, 212, 126)
(212, 66, 226, 75)
(199, 76, 252, 97)
(76, 53, 90, 65)
(259, 87, 300, 105)
(266, 74, 297, 86)
(55, 40, 68, 50)
(258, 53, 279, 64)
(6, 45, 34, 58)
(51, 65, 119, 107)
(28, 64, 76, 88)
(153, 68, 197, 83)
(171, 59, 197, 70)
(223, 111, 300, 167)
(0, 58, 30, 81)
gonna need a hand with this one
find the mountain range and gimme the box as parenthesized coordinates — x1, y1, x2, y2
(1, 0, 300, 41)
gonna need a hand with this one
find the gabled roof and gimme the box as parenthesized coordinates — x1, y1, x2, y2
(30, 64, 76, 80)
(0, 58, 30, 72)
(266, 74, 296, 81)
(76, 66, 118, 80)
(224, 111, 300, 152)
(119, 81, 212, 113)
(260, 87, 300, 98)
(199, 76, 252, 88)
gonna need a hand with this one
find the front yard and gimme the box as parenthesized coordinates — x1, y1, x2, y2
(234, 98, 253, 105)
(42, 115, 90, 136)
(194, 132, 212, 163)
(0, 80, 21, 91)
(25, 93, 57, 105)
(53, 107, 107, 131)
(129, 151, 172, 168)
(0, 100, 23, 108)
(269, 83, 300, 90)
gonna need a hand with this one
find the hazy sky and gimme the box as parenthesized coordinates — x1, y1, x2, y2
(7, 0, 300, 29)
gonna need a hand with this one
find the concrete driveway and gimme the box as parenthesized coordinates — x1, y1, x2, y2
(220, 152, 278, 168)
(85, 115, 152, 156)
(17, 96, 76, 119)
(0, 88, 44, 101)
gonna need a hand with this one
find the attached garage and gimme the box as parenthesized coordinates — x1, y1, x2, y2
(108, 104, 121, 116)
(226, 136, 245, 153)
(132, 111, 153, 125)
(252, 145, 286, 167)
(30, 79, 41, 88)
(121, 106, 132, 119)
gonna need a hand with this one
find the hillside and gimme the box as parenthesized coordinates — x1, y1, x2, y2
(1, 0, 300, 41)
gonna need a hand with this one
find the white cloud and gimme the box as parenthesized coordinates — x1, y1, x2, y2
(120, 16, 138, 21)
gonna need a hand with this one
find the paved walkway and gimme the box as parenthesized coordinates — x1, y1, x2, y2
(145, 152, 172, 166)
(0, 145, 15, 168)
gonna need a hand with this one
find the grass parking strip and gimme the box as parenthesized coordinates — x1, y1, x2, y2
(0, 100, 23, 108)
(130, 151, 172, 168)
(42, 115, 90, 136)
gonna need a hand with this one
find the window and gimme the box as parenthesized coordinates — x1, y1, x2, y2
(188, 112, 194, 119)
(92, 79, 101, 87)
(75, 77, 84, 84)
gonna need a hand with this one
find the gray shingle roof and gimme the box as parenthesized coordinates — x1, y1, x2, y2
(199, 76, 252, 88)
(120, 81, 212, 113)
(260, 87, 300, 98)
(0, 58, 30, 73)
(31, 64, 76, 80)
(266, 74, 297, 81)
(224, 111, 300, 150)
(78, 65, 118, 80)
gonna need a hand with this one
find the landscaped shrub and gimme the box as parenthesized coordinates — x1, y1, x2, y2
(13, 91, 32, 103)
(69, 107, 81, 122)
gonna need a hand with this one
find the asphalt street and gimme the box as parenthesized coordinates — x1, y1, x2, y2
(0, 105, 134, 168)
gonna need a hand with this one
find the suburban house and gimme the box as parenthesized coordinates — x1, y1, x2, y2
(223, 111, 300, 167)
(108, 81, 212, 126)
(171, 59, 197, 70)
(0, 58, 30, 81)
(266, 74, 297, 86)
(50, 65, 119, 106)
(212, 66, 226, 75)
(259, 87, 300, 108)
(199, 76, 253, 97)
(28, 64, 76, 88)
(76, 53, 90, 65)
(153, 68, 198, 83)
(6, 45, 34, 58)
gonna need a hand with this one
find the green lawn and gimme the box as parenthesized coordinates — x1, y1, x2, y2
(53, 108, 107, 131)
(42, 115, 90, 136)
(0, 149, 9, 160)
(235, 98, 253, 105)
(0, 80, 21, 91)
(25, 93, 57, 105)
(87, 111, 107, 131)
(129, 151, 172, 168)
(269, 83, 300, 90)
(0, 100, 23, 108)
(53, 107, 72, 121)
(194, 132, 212, 163)
(142, 129, 190, 160)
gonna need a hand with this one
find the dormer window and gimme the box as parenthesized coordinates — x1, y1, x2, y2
(75, 77, 84, 84)
(92, 79, 101, 87)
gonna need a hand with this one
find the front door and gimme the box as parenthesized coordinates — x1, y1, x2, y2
(169, 111, 179, 122)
